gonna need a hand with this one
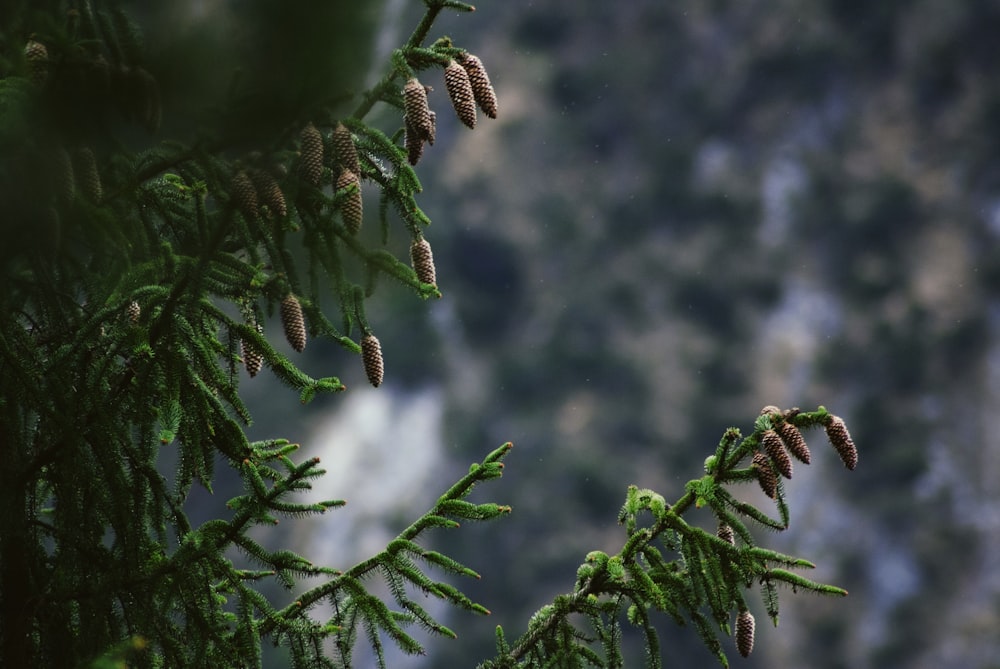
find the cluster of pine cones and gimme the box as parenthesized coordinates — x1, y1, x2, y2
(752, 406, 858, 499)
(403, 52, 498, 166)
(242, 292, 384, 389)
(713, 406, 857, 659)
(234, 54, 498, 389)
(233, 119, 384, 386)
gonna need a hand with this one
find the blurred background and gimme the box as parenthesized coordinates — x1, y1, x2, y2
(11, 0, 999, 667)
(259, 1, 1000, 667)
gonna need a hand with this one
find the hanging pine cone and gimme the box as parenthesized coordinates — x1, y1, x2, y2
(280, 294, 307, 353)
(717, 523, 735, 546)
(444, 59, 477, 129)
(736, 610, 755, 658)
(74, 147, 102, 203)
(332, 122, 360, 175)
(459, 53, 498, 119)
(24, 39, 49, 85)
(405, 117, 425, 166)
(336, 168, 363, 235)
(410, 237, 437, 287)
(242, 324, 264, 378)
(250, 169, 287, 220)
(761, 429, 793, 479)
(361, 333, 384, 387)
(127, 300, 141, 324)
(404, 77, 434, 142)
(775, 420, 811, 464)
(231, 170, 259, 221)
(824, 415, 858, 470)
(299, 123, 325, 186)
(752, 452, 777, 499)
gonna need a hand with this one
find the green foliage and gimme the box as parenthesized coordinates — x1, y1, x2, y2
(0, 2, 858, 668)
(0, 1, 497, 666)
(481, 408, 853, 668)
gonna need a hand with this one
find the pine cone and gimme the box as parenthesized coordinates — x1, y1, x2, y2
(759, 405, 781, 417)
(332, 122, 360, 175)
(403, 77, 434, 142)
(736, 610, 755, 658)
(404, 117, 425, 166)
(752, 452, 777, 499)
(362, 333, 384, 387)
(775, 420, 811, 464)
(824, 415, 858, 470)
(127, 300, 141, 324)
(410, 237, 437, 287)
(250, 169, 287, 220)
(336, 168, 363, 235)
(299, 123, 325, 186)
(717, 523, 735, 546)
(761, 429, 793, 479)
(444, 59, 477, 129)
(24, 39, 48, 85)
(231, 170, 259, 221)
(459, 53, 498, 119)
(74, 147, 102, 203)
(242, 324, 264, 378)
(280, 294, 307, 353)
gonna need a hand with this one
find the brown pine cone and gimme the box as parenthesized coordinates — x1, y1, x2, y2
(459, 53, 498, 119)
(405, 116, 425, 166)
(126, 300, 141, 324)
(299, 123, 325, 186)
(752, 452, 777, 499)
(717, 523, 735, 546)
(336, 168, 363, 235)
(362, 333, 384, 387)
(25, 39, 49, 85)
(250, 169, 287, 220)
(242, 324, 264, 378)
(444, 59, 477, 129)
(824, 415, 858, 470)
(231, 170, 259, 221)
(410, 237, 437, 287)
(403, 77, 434, 142)
(736, 610, 755, 658)
(332, 122, 360, 175)
(775, 421, 810, 464)
(280, 294, 307, 353)
(761, 429, 793, 479)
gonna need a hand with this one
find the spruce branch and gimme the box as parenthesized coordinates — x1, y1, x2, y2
(259, 442, 513, 656)
(483, 410, 855, 668)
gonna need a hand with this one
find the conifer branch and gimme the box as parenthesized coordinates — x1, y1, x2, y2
(483, 410, 855, 668)
(260, 443, 512, 647)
